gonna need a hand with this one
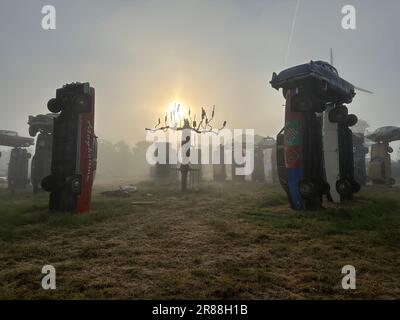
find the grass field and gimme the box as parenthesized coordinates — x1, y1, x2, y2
(0, 181, 399, 299)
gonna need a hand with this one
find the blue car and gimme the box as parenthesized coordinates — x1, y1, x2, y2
(271, 60, 356, 105)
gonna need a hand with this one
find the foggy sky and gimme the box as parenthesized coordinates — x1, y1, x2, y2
(0, 0, 399, 156)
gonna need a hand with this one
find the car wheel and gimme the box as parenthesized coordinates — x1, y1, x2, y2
(299, 180, 317, 199)
(48, 98, 62, 113)
(41, 175, 56, 192)
(29, 126, 38, 137)
(389, 178, 396, 186)
(388, 146, 394, 154)
(328, 105, 348, 123)
(346, 114, 358, 127)
(69, 175, 82, 195)
(336, 179, 352, 195)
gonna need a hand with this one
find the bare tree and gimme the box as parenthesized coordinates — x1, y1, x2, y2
(146, 104, 226, 191)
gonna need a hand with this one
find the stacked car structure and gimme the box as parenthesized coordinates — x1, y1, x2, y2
(0, 130, 34, 191)
(271, 60, 365, 210)
(42, 82, 97, 213)
(367, 126, 400, 186)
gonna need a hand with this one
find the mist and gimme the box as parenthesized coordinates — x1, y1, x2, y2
(0, 0, 399, 168)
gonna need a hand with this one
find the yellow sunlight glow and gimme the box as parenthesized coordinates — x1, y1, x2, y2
(168, 101, 187, 119)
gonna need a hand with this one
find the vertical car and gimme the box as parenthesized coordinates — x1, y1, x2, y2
(8, 148, 31, 191)
(276, 90, 327, 210)
(28, 114, 58, 193)
(271, 58, 369, 209)
(323, 104, 360, 202)
(0, 130, 34, 192)
(42, 82, 97, 213)
(352, 133, 368, 187)
(367, 126, 400, 186)
(369, 143, 395, 185)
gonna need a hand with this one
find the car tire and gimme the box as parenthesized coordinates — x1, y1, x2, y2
(388, 146, 394, 154)
(29, 126, 38, 137)
(69, 175, 82, 195)
(299, 180, 317, 199)
(48, 98, 62, 113)
(329, 105, 348, 123)
(389, 178, 396, 186)
(346, 114, 358, 127)
(336, 179, 352, 195)
(41, 175, 56, 192)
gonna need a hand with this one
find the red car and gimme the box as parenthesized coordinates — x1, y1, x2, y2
(42, 83, 97, 213)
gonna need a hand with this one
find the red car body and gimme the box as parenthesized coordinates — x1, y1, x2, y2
(42, 82, 97, 213)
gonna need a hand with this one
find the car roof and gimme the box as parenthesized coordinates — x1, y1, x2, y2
(376, 126, 399, 132)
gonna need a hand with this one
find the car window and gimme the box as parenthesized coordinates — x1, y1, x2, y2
(319, 63, 338, 75)
(322, 64, 331, 72)
(330, 66, 339, 75)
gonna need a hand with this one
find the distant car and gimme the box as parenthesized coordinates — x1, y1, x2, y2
(369, 142, 395, 185)
(28, 114, 58, 137)
(253, 137, 276, 183)
(42, 82, 97, 213)
(353, 133, 369, 186)
(8, 148, 31, 191)
(270, 61, 356, 108)
(0, 130, 34, 148)
(31, 132, 53, 193)
(367, 126, 400, 143)
(28, 114, 58, 193)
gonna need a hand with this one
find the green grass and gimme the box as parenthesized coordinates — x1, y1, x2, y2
(0, 182, 399, 299)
